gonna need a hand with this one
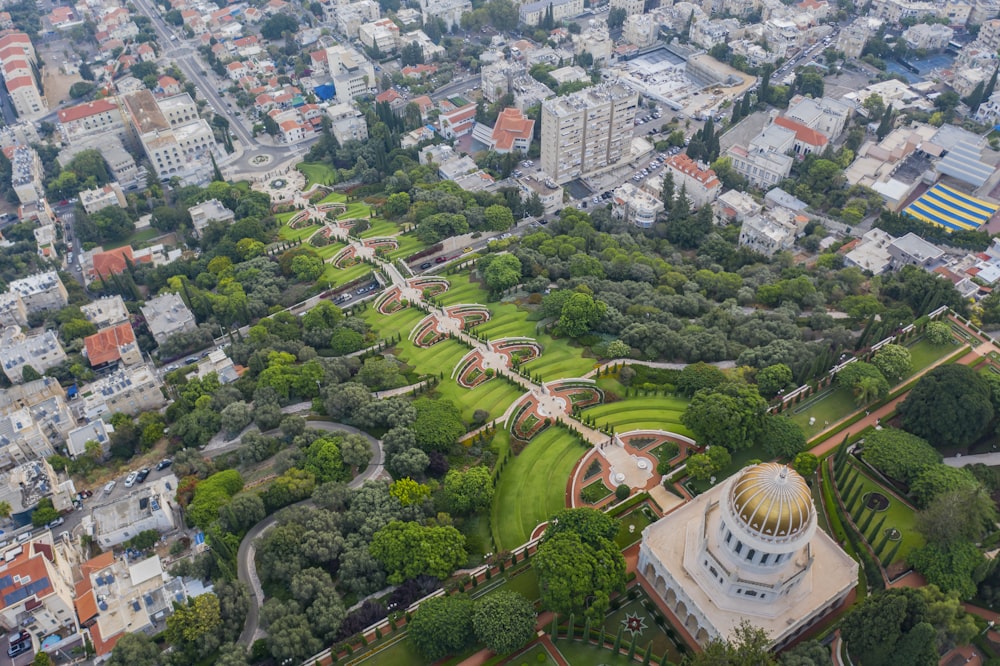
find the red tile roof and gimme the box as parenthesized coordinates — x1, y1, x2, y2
(375, 88, 403, 104)
(5, 75, 34, 91)
(84, 322, 136, 366)
(665, 153, 721, 190)
(490, 108, 534, 151)
(88, 622, 123, 657)
(91, 246, 140, 279)
(774, 116, 828, 147)
(0, 546, 53, 611)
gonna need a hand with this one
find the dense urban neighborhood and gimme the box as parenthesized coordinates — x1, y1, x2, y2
(3, 0, 1000, 664)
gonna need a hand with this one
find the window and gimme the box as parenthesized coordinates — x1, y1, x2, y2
(725, 531, 732, 544)
(735, 541, 743, 555)
(760, 553, 770, 565)
(746, 548, 756, 561)
(745, 589, 758, 597)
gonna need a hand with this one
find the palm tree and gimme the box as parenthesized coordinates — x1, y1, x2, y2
(0, 501, 12, 521)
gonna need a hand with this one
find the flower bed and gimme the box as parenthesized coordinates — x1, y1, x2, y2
(375, 287, 404, 315)
(332, 246, 359, 269)
(363, 238, 398, 252)
(490, 339, 542, 366)
(454, 350, 491, 388)
(549, 381, 605, 410)
(408, 276, 450, 297)
(287, 210, 311, 228)
(510, 399, 550, 440)
(446, 305, 491, 329)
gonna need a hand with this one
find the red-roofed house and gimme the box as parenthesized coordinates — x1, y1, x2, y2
(664, 153, 722, 207)
(136, 43, 156, 61)
(796, 0, 829, 18)
(309, 50, 327, 74)
(88, 246, 157, 282)
(279, 119, 306, 143)
(48, 6, 77, 27)
(401, 64, 438, 78)
(57, 98, 125, 143)
(440, 103, 477, 139)
(226, 61, 249, 80)
(0, 539, 78, 649)
(84, 322, 140, 368)
(375, 88, 406, 113)
(411, 95, 434, 120)
(486, 107, 534, 153)
(157, 75, 181, 96)
(773, 116, 828, 155)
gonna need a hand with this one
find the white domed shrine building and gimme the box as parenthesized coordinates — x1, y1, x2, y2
(638, 462, 858, 648)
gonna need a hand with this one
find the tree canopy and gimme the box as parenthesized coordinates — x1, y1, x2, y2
(472, 591, 537, 655)
(861, 428, 940, 484)
(899, 364, 994, 448)
(681, 381, 768, 450)
(369, 520, 467, 584)
(408, 594, 474, 660)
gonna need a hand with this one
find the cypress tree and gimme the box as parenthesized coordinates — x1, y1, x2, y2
(613, 625, 623, 653)
(627, 632, 638, 660)
(874, 528, 892, 557)
(643, 642, 653, 665)
(882, 539, 903, 568)
(986, 65, 999, 101)
(867, 514, 887, 543)
(859, 507, 876, 534)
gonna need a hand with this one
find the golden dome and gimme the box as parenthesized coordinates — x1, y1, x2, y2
(730, 463, 813, 538)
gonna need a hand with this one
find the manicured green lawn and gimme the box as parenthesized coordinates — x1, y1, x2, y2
(615, 510, 653, 549)
(503, 643, 556, 665)
(477, 302, 541, 339)
(339, 201, 372, 220)
(460, 513, 493, 565)
(318, 191, 345, 205)
(360, 305, 425, 344)
(441, 377, 525, 425)
(840, 460, 923, 567)
(907, 336, 959, 374)
(524, 334, 596, 381)
(354, 635, 424, 666)
(582, 396, 692, 437)
(360, 218, 402, 238)
(386, 234, 427, 262)
(394, 337, 471, 379)
(492, 427, 586, 549)
(278, 220, 322, 242)
(318, 260, 372, 288)
(296, 161, 337, 187)
(312, 241, 347, 259)
(437, 271, 491, 306)
(789, 386, 859, 439)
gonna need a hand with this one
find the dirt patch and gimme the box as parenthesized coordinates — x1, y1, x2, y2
(40, 57, 82, 108)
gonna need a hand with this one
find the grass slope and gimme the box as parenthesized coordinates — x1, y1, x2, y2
(582, 395, 693, 437)
(491, 427, 585, 549)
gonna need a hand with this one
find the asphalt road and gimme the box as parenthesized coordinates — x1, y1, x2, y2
(236, 421, 385, 646)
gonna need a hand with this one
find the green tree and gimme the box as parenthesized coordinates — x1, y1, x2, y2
(32, 652, 51, 666)
(107, 633, 160, 666)
(899, 364, 994, 449)
(260, 14, 298, 39)
(909, 465, 980, 509)
(861, 428, 940, 484)
(835, 361, 889, 406)
(792, 452, 819, 478)
(408, 594, 474, 661)
(472, 591, 537, 655)
(558, 292, 607, 337)
(166, 593, 222, 644)
(31, 498, 59, 527)
(481, 254, 522, 294)
(303, 437, 349, 484)
(443, 466, 494, 514)
(411, 398, 465, 452)
(388, 477, 431, 506)
(760, 415, 806, 459)
(483, 204, 515, 231)
(607, 7, 627, 29)
(676, 362, 727, 397)
(684, 621, 776, 666)
(681, 381, 768, 451)
(872, 344, 911, 383)
(756, 363, 792, 398)
(924, 321, 953, 346)
(369, 520, 467, 583)
(916, 486, 998, 548)
(909, 541, 985, 600)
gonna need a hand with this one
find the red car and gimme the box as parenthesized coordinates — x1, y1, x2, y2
(434, 256, 447, 263)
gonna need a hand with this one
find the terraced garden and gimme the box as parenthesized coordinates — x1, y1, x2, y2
(318, 260, 373, 289)
(435, 272, 490, 306)
(312, 240, 348, 260)
(582, 395, 693, 437)
(358, 218, 402, 238)
(443, 378, 525, 425)
(296, 162, 337, 187)
(491, 427, 586, 549)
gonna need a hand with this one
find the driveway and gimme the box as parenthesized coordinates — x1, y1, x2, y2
(236, 421, 385, 645)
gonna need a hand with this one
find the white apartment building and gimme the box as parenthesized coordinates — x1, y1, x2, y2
(325, 44, 376, 104)
(81, 296, 130, 329)
(0, 291, 27, 328)
(8, 272, 68, 314)
(691, 19, 734, 50)
(79, 183, 127, 214)
(738, 210, 800, 256)
(188, 198, 234, 236)
(325, 102, 369, 144)
(156, 93, 200, 128)
(613, 183, 665, 228)
(196, 349, 239, 384)
(80, 363, 167, 420)
(56, 98, 127, 145)
(519, 0, 585, 25)
(0, 408, 55, 460)
(662, 154, 722, 208)
(0, 33, 46, 118)
(541, 83, 639, 184)
(0, 328, 67, 384)
(8, 144, 43, 204)
(481, 59, 528, 103)
(66, 419, 113, 458)
(785, 95, 851, 140)
(0, 377, 75, 446)
(91, 476, 178, 548)
(417, 0, 471, 30)
(726, 124, 795, 189)
(141, 292, 197, 345)
(517, 175, 564, 215)
(980, 18, 1000, 51)
(611, 0, 646, 15)
(123, 90, 218, 183)
(358, 18, 400, 53)
(624, 14, 660, 48)
(902, 23, 954, 51)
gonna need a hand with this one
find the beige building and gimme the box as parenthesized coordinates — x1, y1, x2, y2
(80, 183, 128, 214)
(80, 363, 166, 420)
(611, 0, 646, 15)
(624, 14, 660, 48)
(141, 292, 197, 345)
(613, 182, 664, 228)
(639, 463, 857, 649)
(517, 175, 564, 215)
(326, 44, 376, 104)
(8, 144, 44, 204)
(738, 209, 803, 256)
(325, 102, 369, 145)
(541, 83, 639, 184)
(188, 198, 234, 236)
(0, 328, 67, 384)
(902, 23, 954, 51)
(358, 18, 400, 53)
(57, 98, 128, 145)
(980, 18, 1000, 51)
(519, 0, 585, 25)
(417, 0, 471, 30)
(0, 33, 46, 118)
(7, 272, 68, 314)
(663, 154, 722, 208)
(123, 90, 217, 183)
(726, 124, 795, 189)
(81, 296, 130, 328)
(91, 476, 178, 548)
(0, 291, 27, 328)
(0, 377, 76, 447)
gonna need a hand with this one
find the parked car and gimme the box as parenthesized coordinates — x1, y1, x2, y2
(103, 480, 116, 495)
(124, 471, 138, 488)
(136, 468, 151, 483)
(462, 246, 473, 253)
(434, 256, 447, 263)
(155, 459, 173, 471)
(46, 517, 64, 529)
(419, 261, 432, 269)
